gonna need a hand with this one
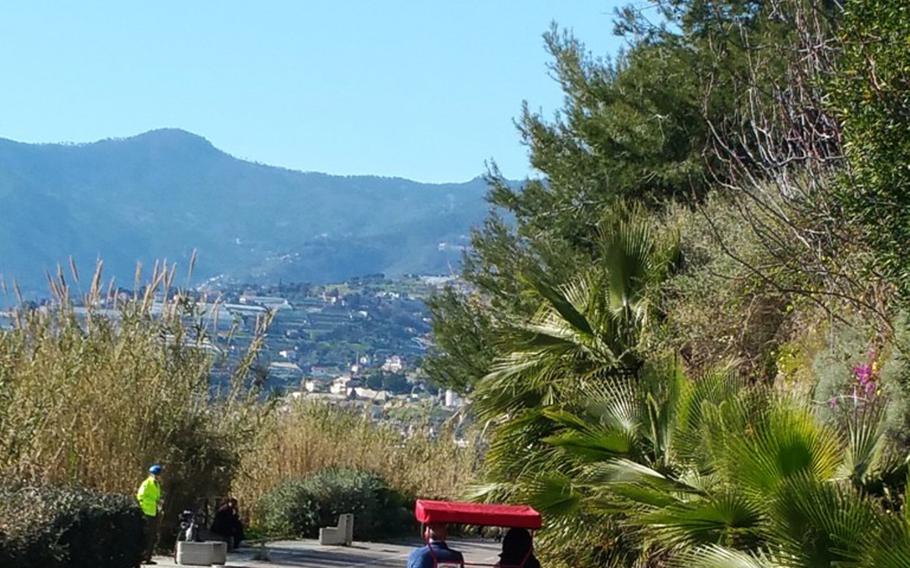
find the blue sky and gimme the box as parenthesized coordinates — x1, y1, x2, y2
(0, 1, 625, 182)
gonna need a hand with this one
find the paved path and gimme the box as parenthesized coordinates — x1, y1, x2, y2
(153, 538, 502, 567)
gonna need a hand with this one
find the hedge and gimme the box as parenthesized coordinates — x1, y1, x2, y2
(256, 468, 413, 541)
(0, 484, 143, 568)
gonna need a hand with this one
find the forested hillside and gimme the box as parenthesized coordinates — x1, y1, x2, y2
(0, 129, 488, 294)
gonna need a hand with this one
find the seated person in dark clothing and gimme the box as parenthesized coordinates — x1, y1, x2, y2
(406, 523, 464, 568)
(210, 498, 244, 549)
(495, 528, 540, 568)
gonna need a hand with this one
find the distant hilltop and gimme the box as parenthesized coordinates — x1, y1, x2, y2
(0, 129, 490, 295)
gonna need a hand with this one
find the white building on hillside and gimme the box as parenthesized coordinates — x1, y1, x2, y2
(382, 356, 404, 373)
(329, 375, 353, 395)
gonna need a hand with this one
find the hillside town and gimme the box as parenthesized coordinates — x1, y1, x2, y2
(0, 273, 469, 433)
(202, 274, 467, 430)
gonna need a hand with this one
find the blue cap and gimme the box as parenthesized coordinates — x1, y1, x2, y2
(149, 464, 163, 475)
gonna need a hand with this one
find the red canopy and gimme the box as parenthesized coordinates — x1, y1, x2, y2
(415, 499, 542, 530)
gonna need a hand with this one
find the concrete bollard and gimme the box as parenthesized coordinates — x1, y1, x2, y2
(318, 513, 354, 546)
(175, 540, 228, 565)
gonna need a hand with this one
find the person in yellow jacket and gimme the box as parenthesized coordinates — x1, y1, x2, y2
(137, 464, 163, 565)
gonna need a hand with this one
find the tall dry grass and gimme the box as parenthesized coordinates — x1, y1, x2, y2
(234, 401, 481, 512)
(0, 260, 268, 530)
(0, 258, 482, 534)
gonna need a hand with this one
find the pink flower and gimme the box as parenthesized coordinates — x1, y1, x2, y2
(850, 352, 880, 400)
(853, 363, 873, 385)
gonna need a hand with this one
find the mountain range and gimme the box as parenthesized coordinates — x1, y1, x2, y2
(0, 129, 491, 295)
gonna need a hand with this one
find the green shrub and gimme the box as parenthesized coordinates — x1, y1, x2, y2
(0, 484, 143, 568)
(255, 478, 318, 538)
(831, 0, 910, 297)
(256, 468, 412, 541)
(659, 198, 798, 380)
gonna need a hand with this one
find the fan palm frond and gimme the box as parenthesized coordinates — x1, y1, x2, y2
(720, 398, 842, 495)
(635, 489, 764, 549)
(767, 475, 880, 566)
(482, 409, 564, 480)
(673, 364, 744, 467)
(579, 376, 641, 433)
(583, 458, 701, 494)
(863, 517, 910, 567)
(542, 427, 637, 461)
(520, 269, 594, 337)
(838, 399, 889, 484)
(521, 472, 583, 517)
(668, 545, 784, 568)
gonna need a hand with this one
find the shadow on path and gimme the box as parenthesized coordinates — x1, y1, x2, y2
(152, 537, 501, 568)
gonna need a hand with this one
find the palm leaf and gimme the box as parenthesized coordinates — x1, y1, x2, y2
(635, 490, 764, 549)
(522, 472, 583, 517)
(543, 427, 636, 460)
(838, 400, 888, 483)
(541, 407, 594, 431)
(596, 205, 680, 311)
(864, 518, 910, 567)
(584, 459, 701, 494)
(721, 398, 842, 495)
(668, 545, 783, 568)
(521, 270, 593, 336)
(582, 377, 641, 436)
(674, 365, 743, 467)
(767, 475, 880, 566)
(600, 482, 682, 509)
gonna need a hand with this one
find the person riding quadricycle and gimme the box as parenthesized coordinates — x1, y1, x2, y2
(408, 499, 542, 568)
